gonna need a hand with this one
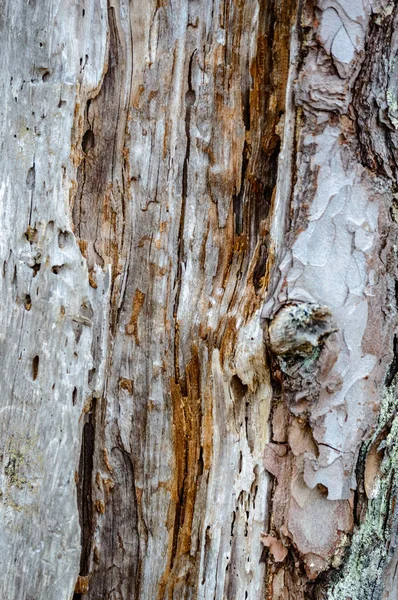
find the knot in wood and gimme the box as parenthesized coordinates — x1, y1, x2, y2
(268, 302, 337, 357)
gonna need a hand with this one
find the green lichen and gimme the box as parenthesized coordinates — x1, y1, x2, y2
(327, 386, 398, 600)
(0, 430, 42, 514)
(4, 450, 28, 489)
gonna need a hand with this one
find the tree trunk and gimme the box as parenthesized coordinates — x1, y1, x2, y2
(1, 1, 398, 599)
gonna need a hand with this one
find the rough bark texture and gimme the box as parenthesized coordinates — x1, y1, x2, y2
(1, 1, 398, 600)
(262, 1, 398, 598)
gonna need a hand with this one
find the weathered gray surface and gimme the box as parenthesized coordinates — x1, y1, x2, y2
(1, 0, 398, 599)
(0, 2, 108, 598)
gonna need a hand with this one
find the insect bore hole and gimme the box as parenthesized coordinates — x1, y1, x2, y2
(32, 355, 39, 381)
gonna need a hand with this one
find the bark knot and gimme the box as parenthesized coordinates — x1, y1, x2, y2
(268, 302, 337, 357)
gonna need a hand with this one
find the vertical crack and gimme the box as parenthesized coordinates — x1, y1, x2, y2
(71, 3, 138, 598)
(232, 141, 249, 236)
(73, 398, 96, 599)
(173, 50, 196, 383)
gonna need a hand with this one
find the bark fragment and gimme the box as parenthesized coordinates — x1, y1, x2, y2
(262, 0, 398, 596)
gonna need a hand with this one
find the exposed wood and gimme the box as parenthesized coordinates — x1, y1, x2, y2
(80, 2, 296, 598)
(0, 2, 109, 599)
(1, 1, 398, 599)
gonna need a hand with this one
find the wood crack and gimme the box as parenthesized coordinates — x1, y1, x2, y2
(73, 399, 96, 600)
(173, 50, 196, 383)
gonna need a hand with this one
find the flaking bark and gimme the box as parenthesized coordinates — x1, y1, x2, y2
(1, 1, 398, 599)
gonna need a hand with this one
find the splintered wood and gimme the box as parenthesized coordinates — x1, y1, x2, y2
(1, 1, 397, 600)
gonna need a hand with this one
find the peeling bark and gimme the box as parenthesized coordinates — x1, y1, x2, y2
(262, 1, 398, 597)
(1, 1, 398, 599)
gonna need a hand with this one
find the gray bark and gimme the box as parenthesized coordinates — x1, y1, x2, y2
(0, 1, 398, 599)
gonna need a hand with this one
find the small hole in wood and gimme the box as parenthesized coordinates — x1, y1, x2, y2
(72, 387, 78, 405)
(82, 129, 94, 154)
(24, 294, 32, 311)
(25, 225, 38, 242)
(26, 165, 35, 190)
(32, 355, 39, 381)
(42, 71, 50, 82)
(58, 230, 73, 248)
(32, 263, 41, 277)
(230, 374, 248, 401)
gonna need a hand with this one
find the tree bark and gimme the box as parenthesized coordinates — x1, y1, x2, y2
(1, 1, 398, 599)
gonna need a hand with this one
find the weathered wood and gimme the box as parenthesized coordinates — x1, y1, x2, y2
(0, 2, 109, 599)
(79, 2, 295, 598)
(2, 1, 398, 599)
